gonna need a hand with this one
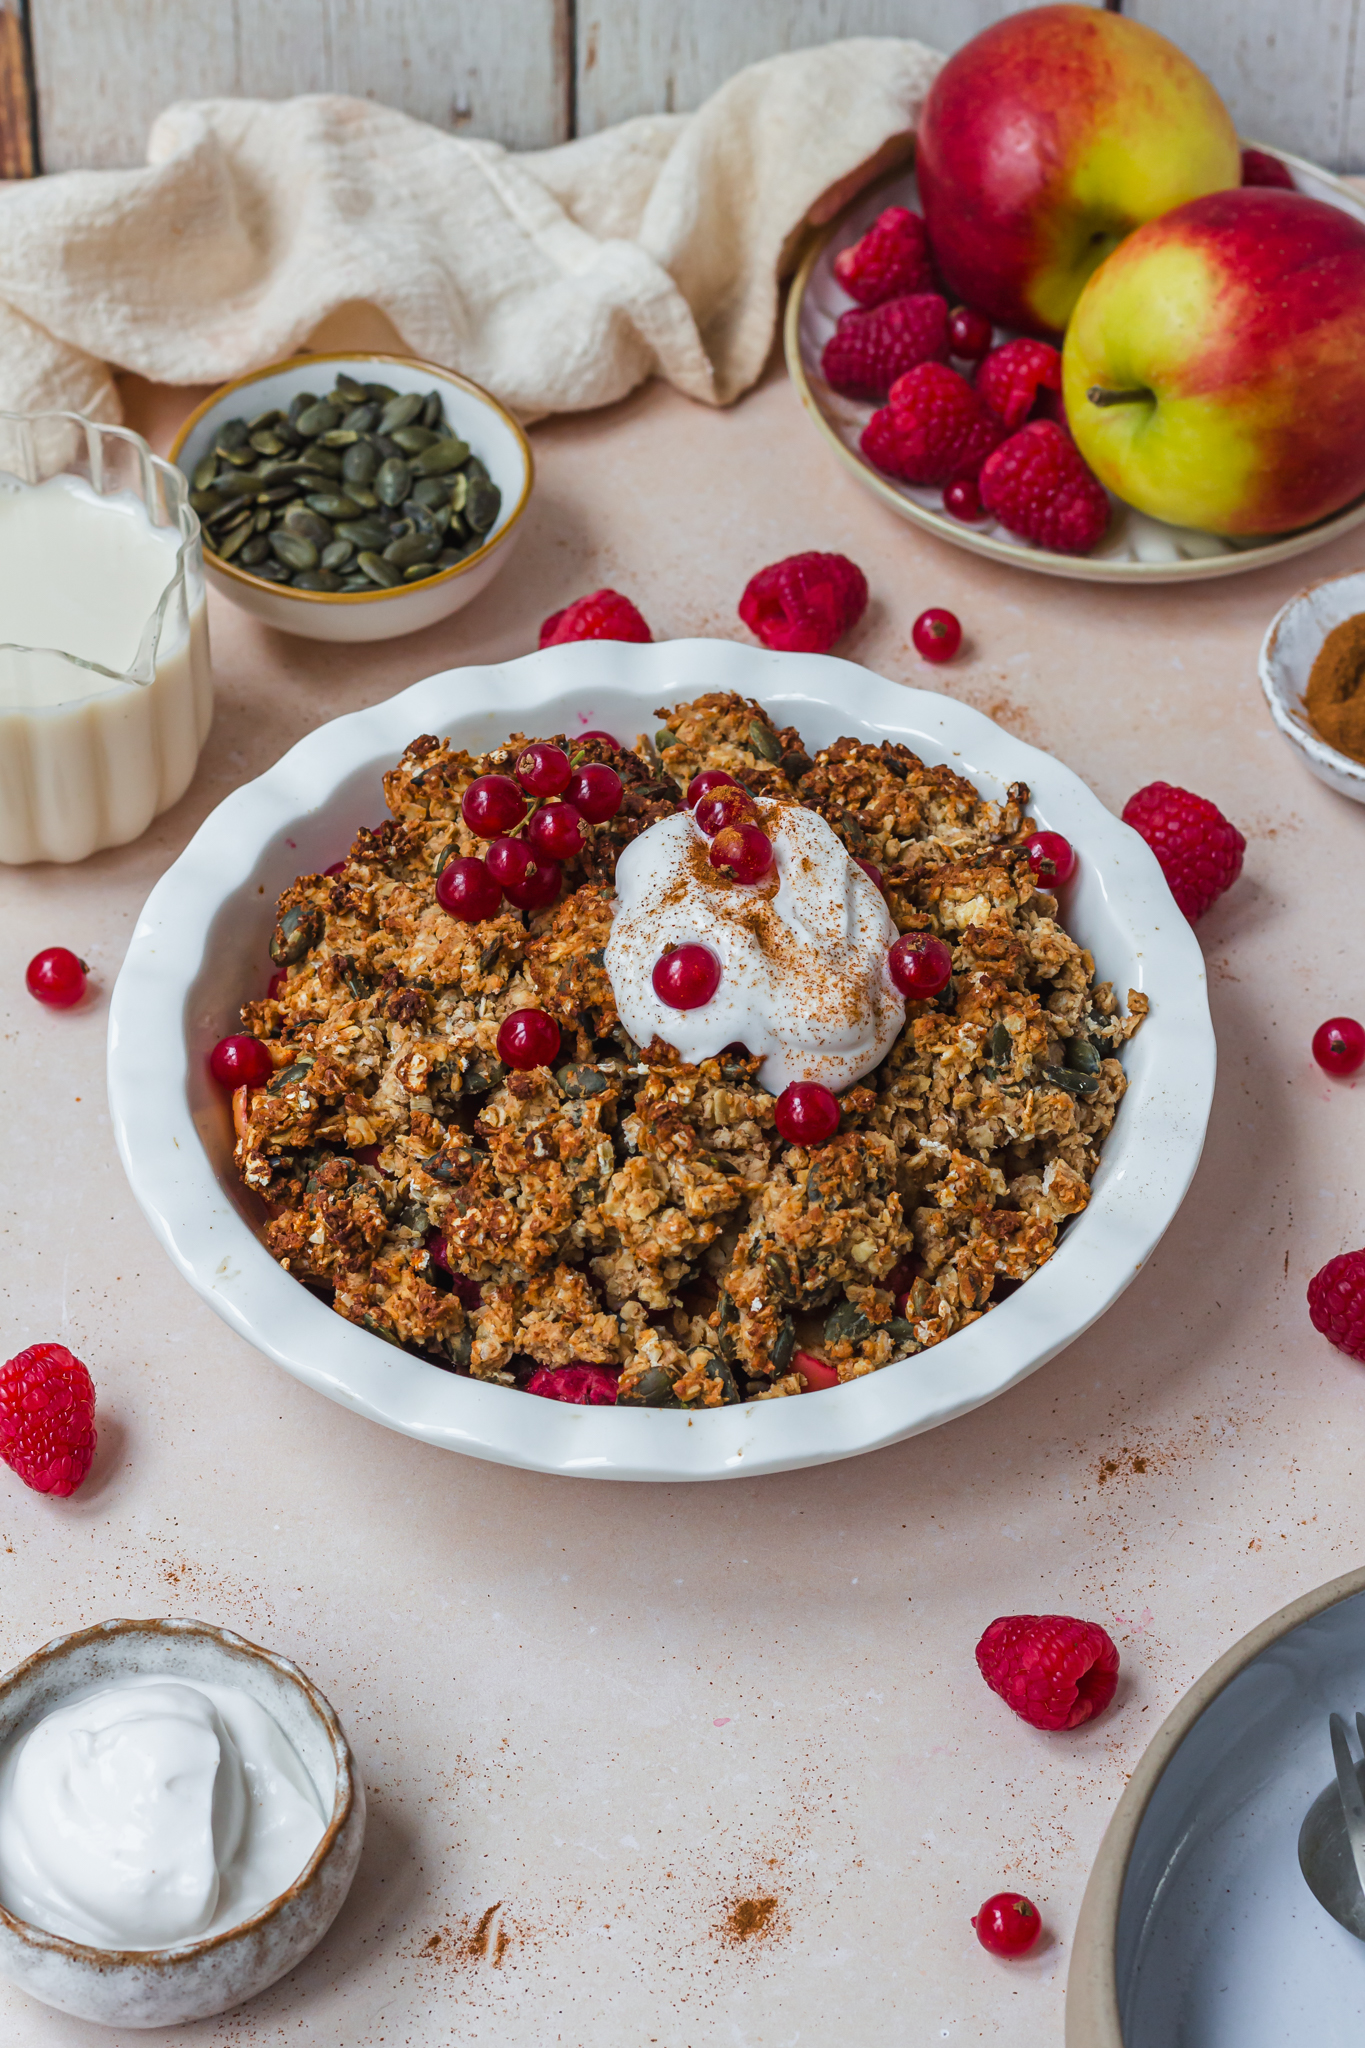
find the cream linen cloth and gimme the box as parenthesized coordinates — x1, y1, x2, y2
(0, 38, 940, 426)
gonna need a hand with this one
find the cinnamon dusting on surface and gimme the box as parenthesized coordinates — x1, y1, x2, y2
(1305, 611, 1365, 764)
(720, 1894, 783, 1944)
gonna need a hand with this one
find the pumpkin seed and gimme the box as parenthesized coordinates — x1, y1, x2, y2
(190, 486, 224, 517)
(421, 390, 442, 428)
(414, 435, 469, 476)
(378, 391, 423, 434)
(249, 428, 286, 456)
(252, 507, 272, 532)
(270, 530, 318, 572)
(400, 499, 440, 536)
(1040, 1063, 1100, 1097)
(294, 399, 340, 437)
(412, 475, 451, 510)
(191, 454, 218, 492)
(655, 729, 675, 751)
(334, 372, 368, 403)
(215, 521, 251, 561)
(215, 418, 249, 455)
(300, 445, 343, 478)
(320, 538, 353, 571)
(293, 569, 344, 592)
(1066, 1036, 1102, 1075)
(748, 719, 781, 762)
(287, 391, 318, 424)
(447, 472, 469, 512)
(305, 492, 362, 521)
(391, 424, 439, 454)
(375, 456, 412, 507)
(337, 576, 373, 591)
(988, 1021, 1012, 1065)
(384, 532, 440, 568)
(465, 477, 500, 531)
(240, 535, 270, 566)
(357, 550, 401, 588)
(341, 402, 378, 433)
(334, 517, 393, 550)
(281, 506, 332, 549)
(246, 409, 281, 432)
(347, 485, 379, 510)
(627, 1366, 674, 1407)
(363, 381, 397, 403)
(254, 559, 291, 583)
(270, 905, 321, 965)
(465, 454, 491, 484)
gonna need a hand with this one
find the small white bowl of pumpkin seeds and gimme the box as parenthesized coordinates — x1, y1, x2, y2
(170, 352, 533, 643)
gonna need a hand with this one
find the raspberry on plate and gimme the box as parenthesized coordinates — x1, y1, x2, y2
(821, 292, 949, 401)
(526, 1363, 620, 1404)
(975, 338, 1064, 430)
(979, 420, 1110, 554)
(832, 205, 935, 307)
(861, 362, 1004, 487)
(1121, 781, 1246, 921)
(0, 1343, 97, 1497)
(1309, 1250, 1365, 1363)
(539, 589, 652, 648)
(976, 1613, 1120, 1731)
(738, 551, 868, 654)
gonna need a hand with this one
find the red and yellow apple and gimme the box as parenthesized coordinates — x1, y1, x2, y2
(916, 4, 1240, 338)
(1063, 189, 1365, 535)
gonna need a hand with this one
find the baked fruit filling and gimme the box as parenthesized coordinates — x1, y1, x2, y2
(232, 691, 1146, 1407)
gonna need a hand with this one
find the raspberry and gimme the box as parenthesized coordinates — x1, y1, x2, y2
(861, 363, 1003, 487)
(976, 1614, 1119, 1732)
(526, 1364, 620, 1404)
(833, 205, 935, 307)
(821, 292, 949, 401)
(1121, 781, 1246, 921)
(975, 338, 1064, 430)
(1309, 1251, 1365, 1362)
(539, 589, 652, 648)
(0, 1344, 97, 1497)
(738, 551, 868, 654)
(979, 420, 1110, 555)
(1242, 147, 1296, 189)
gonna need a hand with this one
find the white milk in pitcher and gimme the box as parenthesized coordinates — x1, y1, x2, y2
(0, 472, 211, 863)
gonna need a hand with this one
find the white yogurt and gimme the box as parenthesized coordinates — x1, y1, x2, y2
(0, 470, 211, 864)
(0, 1677, 326, 1950)
(605, 797, 905, 1092)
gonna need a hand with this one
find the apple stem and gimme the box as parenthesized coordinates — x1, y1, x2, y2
(1086, 385, 1153, 408)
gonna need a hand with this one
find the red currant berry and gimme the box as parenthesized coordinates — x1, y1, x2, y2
(695, 786, 756, 837)
(462, 774, 526, 838)
(209, 1034, 273, 1090)
(888, 931, 953, 999)
(25, 947, 87, 1008)
(323, 858, 346, 877)
(496, 1008, 561, 1071)
(267, 970, 288, 1000)
(515, 742, 572, 797)
(1025, 830, 1075, 885)
(687, 769, 737, 807)
(775, 1082, 841, 1146)
(485, 835, 535, 888)
(944, 478, 984, 523)
(948, 305, 993, 362)
(972, 1892, 1041, 1959)
(793, 1348, 841, 1391)
(575, 729, 620, 749)
(710, 822, 774, 884)
(912, 608, 962, 663)
(1313, 1016, 1365, 1077)
(565, 762, 623, 823)
(653, 944, 721, 1011)
(503, 857, 562, 911)
(855, 858, 884, 893)
(526, 802, 588, 862)
(436, 856, 501, 922)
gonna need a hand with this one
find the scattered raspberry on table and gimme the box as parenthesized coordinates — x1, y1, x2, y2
(975, 338, 1064, 431)
(821, 292, 949, 401)
(538, 588, 652, 648)
(973, 1892, 1042, 1958)
(738, 551, 868, 654)
(862, 362, 1003, 487)
(832, 205, 936, 306)
(0, 1344, 97, 1497)
(1309, 1251, 1365, 1363)
(976, 1613, 1120, 1731)
(1121, 781, 1246, 921)
(979, 419, 1110, 555)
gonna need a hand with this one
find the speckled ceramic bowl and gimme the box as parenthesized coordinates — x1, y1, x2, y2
(0, 1617, 365, 2028)
(1259, 567, 1365, 805)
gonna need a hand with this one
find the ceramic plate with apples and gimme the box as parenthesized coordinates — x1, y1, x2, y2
(787, 3, 1365, 584)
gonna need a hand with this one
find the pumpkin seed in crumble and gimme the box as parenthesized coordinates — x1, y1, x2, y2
(230, 693, 1146, 1406)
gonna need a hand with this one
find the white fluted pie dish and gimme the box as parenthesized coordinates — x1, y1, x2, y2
(107, 639, 1214, 1481)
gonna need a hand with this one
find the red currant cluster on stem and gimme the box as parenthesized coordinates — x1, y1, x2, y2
(438, 740, 626, 924)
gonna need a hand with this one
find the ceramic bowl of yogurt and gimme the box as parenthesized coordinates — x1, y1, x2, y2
(0, 412, 212, 864)
(0, 1616, 364, 2028)
(169, 352, 533, 644)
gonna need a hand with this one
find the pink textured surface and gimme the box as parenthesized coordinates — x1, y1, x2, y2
(2, 351, 1365, 2044)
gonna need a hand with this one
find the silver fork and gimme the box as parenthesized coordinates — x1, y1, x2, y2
(1299, 1711, 1365, 1937)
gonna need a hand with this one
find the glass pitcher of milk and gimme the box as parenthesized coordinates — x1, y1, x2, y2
(0, 413, 212, 864)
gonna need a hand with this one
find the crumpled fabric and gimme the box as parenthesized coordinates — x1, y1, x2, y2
(0, 37, 940, 425)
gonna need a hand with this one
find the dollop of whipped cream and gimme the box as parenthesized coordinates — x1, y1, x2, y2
(604, 796, 904, 1092)
(0, 1676, 326, 1950)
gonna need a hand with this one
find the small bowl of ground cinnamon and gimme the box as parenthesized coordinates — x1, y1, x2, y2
(1260, 568, 1365, 804)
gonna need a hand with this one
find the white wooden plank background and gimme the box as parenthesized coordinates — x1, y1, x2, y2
(29, 0, 573, 168)
(23, 0, 1365, 173)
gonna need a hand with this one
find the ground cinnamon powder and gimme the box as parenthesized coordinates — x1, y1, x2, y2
(1305, 612, 1365, 764)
